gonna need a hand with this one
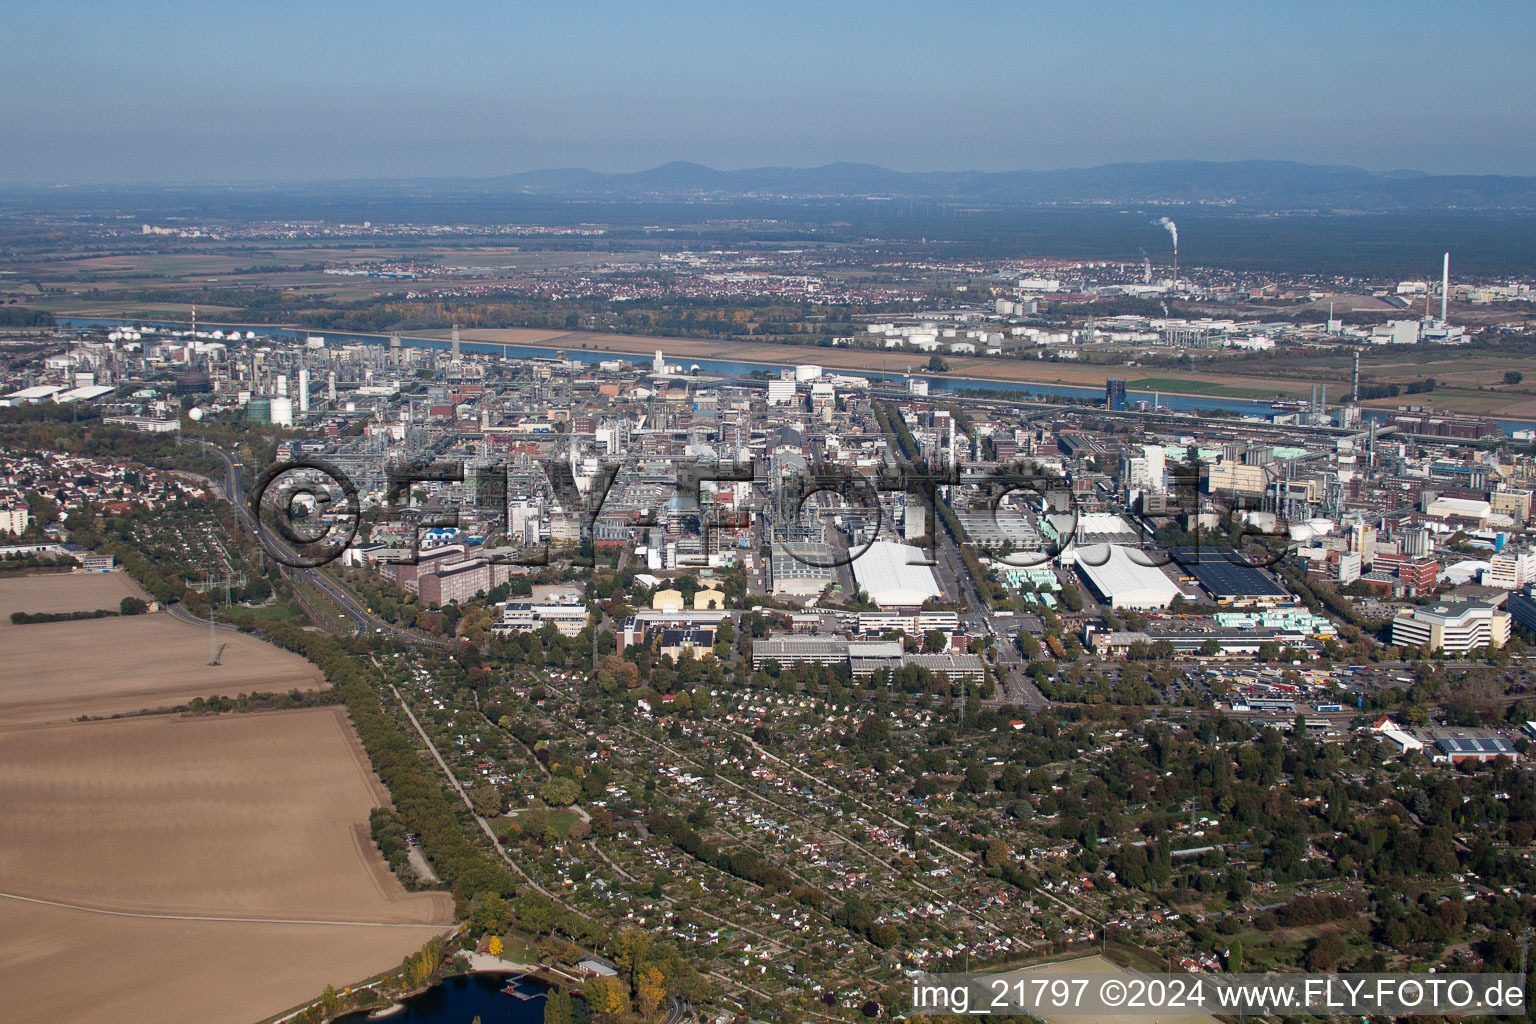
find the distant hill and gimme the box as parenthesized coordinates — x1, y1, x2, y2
(479, 159, 1536, 211)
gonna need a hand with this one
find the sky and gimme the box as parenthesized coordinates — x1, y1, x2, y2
(4, 0, 1535, 184)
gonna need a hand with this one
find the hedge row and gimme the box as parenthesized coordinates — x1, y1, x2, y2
(264, 625, 517, 904)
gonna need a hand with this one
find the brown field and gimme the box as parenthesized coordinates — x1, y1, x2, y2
(1010, 954, 1221, 1024)
(0, 902, 448, 1024)
(0, 571, 149, 623)
(0, 709, 454, 1024)
(0, 578, 325, 725)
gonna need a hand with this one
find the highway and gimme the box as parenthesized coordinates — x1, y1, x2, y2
(196, 439, 443, 645)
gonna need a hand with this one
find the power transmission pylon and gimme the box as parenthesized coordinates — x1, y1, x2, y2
(189, 570, 247, 665)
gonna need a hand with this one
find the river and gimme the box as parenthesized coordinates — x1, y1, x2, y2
(60, 316, 1536, 434)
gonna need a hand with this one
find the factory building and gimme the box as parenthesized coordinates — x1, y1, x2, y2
(1074, 545, 1183, 610)
(850, 540, 943, 609)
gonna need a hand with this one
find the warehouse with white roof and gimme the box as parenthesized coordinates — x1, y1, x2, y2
(1074, 544, 1182, 610)
(852, 540, 943, 609)
(0, 384, 64, 406)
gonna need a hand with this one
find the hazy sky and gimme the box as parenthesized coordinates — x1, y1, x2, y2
(5, 0, 1534, 184)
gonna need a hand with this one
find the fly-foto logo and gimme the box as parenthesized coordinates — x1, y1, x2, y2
(247, 451, 1300, 577)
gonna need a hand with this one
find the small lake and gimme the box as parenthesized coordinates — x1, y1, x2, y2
(334, 973, 547, 1024)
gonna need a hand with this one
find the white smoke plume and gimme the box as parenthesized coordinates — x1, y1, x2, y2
(1156, 216, 1178, 249)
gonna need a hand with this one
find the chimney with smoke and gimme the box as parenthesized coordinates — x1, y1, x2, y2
(1156, 216, 1179, 288)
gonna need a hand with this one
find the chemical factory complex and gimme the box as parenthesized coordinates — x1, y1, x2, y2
(6, 211, 1536, 1024)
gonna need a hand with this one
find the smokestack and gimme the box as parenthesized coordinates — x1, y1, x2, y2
(1441, 252, 1449, 322)
(1352, 350, 1360, 402)
(1155, 217, 1179, 288)
(451, 324, 460, 361)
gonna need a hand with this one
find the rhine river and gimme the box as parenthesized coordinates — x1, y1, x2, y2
(60, 316, 1536, 435)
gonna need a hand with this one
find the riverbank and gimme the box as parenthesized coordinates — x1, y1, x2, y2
(58, 314, 1536, 429)
(434, 325, 1316, 404)
(57, 314, 1303, 414)
(55, 311, 1306, 405)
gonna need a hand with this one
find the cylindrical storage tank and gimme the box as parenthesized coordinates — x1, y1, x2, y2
(246, 399, 271, 424)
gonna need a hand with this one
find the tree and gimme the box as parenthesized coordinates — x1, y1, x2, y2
(923, 629, 947, 653)
(983, 838, 1010, 868)
(404, 939, 445, 987)
(1505, 371, 1524, 385)
(541, 776, 581, 807)
(926, 355, 950, 373)
(543, 990, 574, 1024)
(517, 894, 557, 935)
(321, 985, 341, 1013)
(520, 805, 548, 838)
(119, 596, 148, 615)
(472, 893, 512, 936)
(471, 783, 507, 817)
(585, 976, 627, 1019)
(637, 965, 667, 1019)
(618, 928, 653, 997)
(1057, 583, 1084, 613)
(487, 935, 504, 958)
(1305, 931, 1346, 970)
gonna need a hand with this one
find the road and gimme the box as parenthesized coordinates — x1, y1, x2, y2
(388, 682, 562, 905)
(926, 489, 1049, 710)
(165, 601, 242, 631)
(195, 439, 441, 645)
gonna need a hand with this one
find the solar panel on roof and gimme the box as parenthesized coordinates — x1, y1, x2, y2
(1438, 736, 1514, 753)
(1171, 547, 1289, 598)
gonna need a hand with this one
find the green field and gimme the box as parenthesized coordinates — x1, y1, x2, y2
(498, 807, 585, 839)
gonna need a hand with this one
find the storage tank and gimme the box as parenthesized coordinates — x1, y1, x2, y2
(246, 399, 271, 424)
(794, 364, 822, 382)
(270, 396, 294, 427)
